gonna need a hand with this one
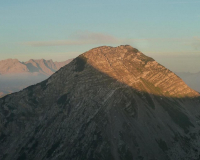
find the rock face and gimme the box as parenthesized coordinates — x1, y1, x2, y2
(0, 45, 200, 160)
(81, 45, 198, 98)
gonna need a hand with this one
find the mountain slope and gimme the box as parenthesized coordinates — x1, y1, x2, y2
(0, 45, 200, 160)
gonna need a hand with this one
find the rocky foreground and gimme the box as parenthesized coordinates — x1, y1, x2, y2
(0, 45, 200, 160)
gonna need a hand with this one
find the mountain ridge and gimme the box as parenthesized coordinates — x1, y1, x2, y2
(0, 58, 72, 75)
(0, 58, 72, 97)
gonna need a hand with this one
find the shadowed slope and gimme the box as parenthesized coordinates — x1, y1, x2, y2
(0, 46, 200, 160)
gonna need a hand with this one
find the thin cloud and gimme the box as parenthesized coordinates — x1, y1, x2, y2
(22, 40, 92, 46)
(21, 32, 200, 48)
(21, 32, 122, 47)
(71, 31, 120, 43)
(126, 38, 188, 43)
(21, 37, 185, 47)
(170, 1, 200, 4)
(184, 37, 200, 50)
(192, 37, 200, 49)
(136, 37, 200, 49)
(146, 51, 200, 56)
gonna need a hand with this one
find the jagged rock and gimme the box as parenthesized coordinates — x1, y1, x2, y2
(0, 45, 200, 160)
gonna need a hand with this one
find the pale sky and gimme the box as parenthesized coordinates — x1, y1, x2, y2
(0, 0, 200, 72)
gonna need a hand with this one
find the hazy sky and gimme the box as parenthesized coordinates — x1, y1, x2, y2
(1, 0, 200, 72)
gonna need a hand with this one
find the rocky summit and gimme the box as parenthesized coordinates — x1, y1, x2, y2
(0, 45, 200, 160)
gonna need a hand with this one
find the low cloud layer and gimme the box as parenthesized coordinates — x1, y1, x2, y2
(189, 37, 200, 50)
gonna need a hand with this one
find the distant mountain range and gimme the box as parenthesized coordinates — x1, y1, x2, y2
(0, 58, 72, 75)
(176, 72, 200, 92)
(0, 59, 72, 97)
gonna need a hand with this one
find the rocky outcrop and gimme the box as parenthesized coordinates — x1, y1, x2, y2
(0, 45, 200, 160)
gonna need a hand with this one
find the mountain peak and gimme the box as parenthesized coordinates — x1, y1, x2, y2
(79, 45, 199, 98)
(0, 58, 29, 74)
(0, 58, 20, 63)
